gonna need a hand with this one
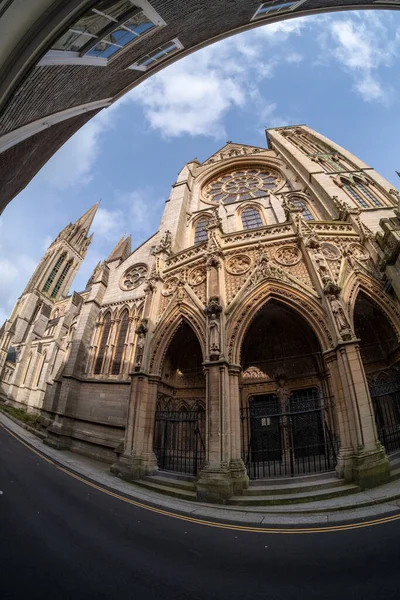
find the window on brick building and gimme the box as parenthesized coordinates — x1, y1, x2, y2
(127, 38, 183, 70)
(40, 0, 165, 66)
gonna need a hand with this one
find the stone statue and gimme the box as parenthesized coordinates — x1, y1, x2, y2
(209, 312, 220, 354)
(328, 294, 351, 336)
(313, 246, 329, 279)
(135, 333, 146, 368)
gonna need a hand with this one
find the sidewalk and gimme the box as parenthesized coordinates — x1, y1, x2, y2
(2, 410, 400, 527)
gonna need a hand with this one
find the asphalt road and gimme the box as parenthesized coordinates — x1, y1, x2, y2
(1, 424, 400, 600)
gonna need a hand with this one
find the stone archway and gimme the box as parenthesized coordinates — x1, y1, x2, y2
(354, 291, 400, 454)
(153, 320, 206, 476)
(239, 299, 338, 479)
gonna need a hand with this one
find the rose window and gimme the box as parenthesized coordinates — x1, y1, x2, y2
(204, 168, 281, 204)
(120, 264, 148, 290)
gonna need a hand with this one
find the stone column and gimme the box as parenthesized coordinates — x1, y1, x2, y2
(228, 365, 249, 493)
(110, 373, 159, 480)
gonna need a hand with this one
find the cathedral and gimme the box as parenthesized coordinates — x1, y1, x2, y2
(1, 124, 400, 504)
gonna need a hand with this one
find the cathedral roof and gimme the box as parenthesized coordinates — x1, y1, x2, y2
(202, 142, 269, 166)
(106, 235, 132, 263)
(74, 201, 100, 233)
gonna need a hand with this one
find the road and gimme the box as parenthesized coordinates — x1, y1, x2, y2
(1, 423, 400, 600)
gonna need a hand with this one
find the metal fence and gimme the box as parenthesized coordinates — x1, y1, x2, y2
(240, 388, 338, 479)
(369, 377, 400, 454)
(153, 409, 206, 476)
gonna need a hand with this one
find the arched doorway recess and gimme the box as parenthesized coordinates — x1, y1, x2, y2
(354, 292, 400, 454)
(153, 321, 206, 476)
(240, 300, 338, 479)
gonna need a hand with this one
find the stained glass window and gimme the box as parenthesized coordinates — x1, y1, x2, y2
(205, 168, 280, 204)
(111, 310, 129, 375)
(194, 219, 209, 244)
(94, 313, 111, 375)
(241, 207, 263, 230)
(292, 200, 314, 220)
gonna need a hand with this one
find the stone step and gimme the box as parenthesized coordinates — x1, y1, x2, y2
(248, 471, 338, 486)
(243, 476, 346, 496)
(144, 474, 196, 491)
(229, 483, 361, 506)
(389, 464, 400, 482)
(135, 478, 197, 501)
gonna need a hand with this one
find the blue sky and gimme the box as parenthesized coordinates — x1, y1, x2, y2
(1, 9, 400, 323)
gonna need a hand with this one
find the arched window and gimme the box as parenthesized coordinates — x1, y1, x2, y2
(194, 218, 209, 245)
(51, 260, 73, 298)
(35, 353, 47, 387)
(354, 179, 382, 207)
(241, 207, 263, 229)
(22, 352, 33, 385)
(43, 253, 66, 292)
(94, 313, 111, 375)
(292, 199, 314, 220)
(111, 310, 129, 375)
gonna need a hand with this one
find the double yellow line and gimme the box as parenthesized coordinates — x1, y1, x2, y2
(2, 421, 400, 535)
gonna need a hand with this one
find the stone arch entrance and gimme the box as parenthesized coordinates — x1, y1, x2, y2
(239, 300, 338, 478)
(153, 321, 206, 475)
(354, 292, 400, 454)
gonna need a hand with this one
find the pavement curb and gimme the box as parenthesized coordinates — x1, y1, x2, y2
(1, 410, 400, 528)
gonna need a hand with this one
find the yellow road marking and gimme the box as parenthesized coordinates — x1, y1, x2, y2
(2, 420, 400, 535)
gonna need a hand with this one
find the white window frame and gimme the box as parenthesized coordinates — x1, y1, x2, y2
(127, 37, 183, 71)
(252, 0, 307, 20)
(39, 0, 166, 67)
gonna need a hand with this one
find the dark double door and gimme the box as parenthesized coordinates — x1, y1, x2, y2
(241, 388, 337, 478)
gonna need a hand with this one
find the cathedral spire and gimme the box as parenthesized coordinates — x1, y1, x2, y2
(74, 201, 100, 235)
(106, 235, 132, 263)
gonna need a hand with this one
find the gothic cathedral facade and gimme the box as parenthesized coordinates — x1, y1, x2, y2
(1, 125, 400, 503)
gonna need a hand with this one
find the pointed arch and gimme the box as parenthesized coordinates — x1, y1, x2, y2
(193, 215, 210, 245)
(35, 352, 47, 387)
(94, 311, 112, 374)
(149, 303, 206, 375)
(111, 308, 129, 375)
(343, 273, 400, 341)
(227, 281, 333, 364)
(240, 204, 263, 229)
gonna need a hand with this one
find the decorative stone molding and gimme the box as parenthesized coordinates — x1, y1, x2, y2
(153, 230, 172, 255)
(321, 242, 341, 261)
(120, 264, 148, 291)
(242, 366, 269, 379)
(188, 266, 207, 286)
(274, 245, 302, 266)
(161, 276, 180, 296)
(225, 254, 252, 275)
(346, 242, 370, 261)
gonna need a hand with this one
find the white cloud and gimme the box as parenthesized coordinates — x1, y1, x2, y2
(286, 52, 303, 64)
(43, 235, 53, 251)
(92, 207, 124, 241)
(39, 109, 113, 190)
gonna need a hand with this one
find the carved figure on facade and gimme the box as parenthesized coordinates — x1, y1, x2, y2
(204, 297, 223, 359)
(188, 266, 207, 286)
(226, 254, 252, 275)
(321, 243, 341, 261)
(154, 230, 172, 255)
(323, 281, 352, 340)
(134, 318, 148, 370)
(162, 277, 180, 296)
(249, 249, 288, 287)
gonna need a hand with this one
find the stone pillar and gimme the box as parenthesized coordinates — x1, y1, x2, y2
(196, 359, 248, 503)
(228, 365, 249, 492)
(336, 340, 389, 488)
(110, 373, 159, 480)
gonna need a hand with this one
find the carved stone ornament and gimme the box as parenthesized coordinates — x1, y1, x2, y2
(154, 230, 172, 255)
(226, 254, 252, 275)
(134, 318, 148, 370)
(242, 366, 269, 379)
(321, 243, 341, 261)
(346, 242, 370, 261)
(161, 276, 180, 296)
(204, 296, 223, 317)
(120, 264, 148, 291)
(274, 245, 302, 266)
(188, 266, 207, 286)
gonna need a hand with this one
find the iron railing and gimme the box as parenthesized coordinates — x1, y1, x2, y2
(369, 377, 400, 454)
(240, 388, 338, 479)
(153, 409, 206, 476)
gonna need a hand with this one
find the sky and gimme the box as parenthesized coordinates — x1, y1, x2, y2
(1, 9, 400, 324)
